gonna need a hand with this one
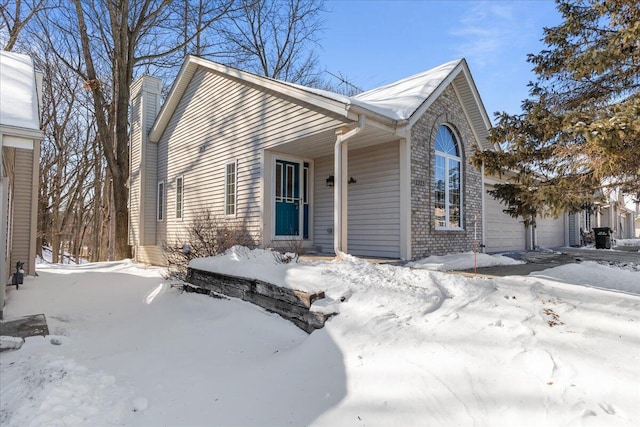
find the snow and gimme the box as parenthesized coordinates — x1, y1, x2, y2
(37, 246, 88, 265)
(0, 51, 40, 131)
(352, 59, 462, 120)
(616, 238, 640, 247)
(284, 59, 462, 121)
(530, 261, 640, 295)
(2, 251, 640, 426)
(406, 250, 523, 271)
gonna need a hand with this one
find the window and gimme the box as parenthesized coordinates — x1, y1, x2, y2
(275, 162, 283, 201)
(434, 125, 462, 229)
(175, 176, 183, 219)
(157, 181, 164, 221)
(225, 161, 237, 216)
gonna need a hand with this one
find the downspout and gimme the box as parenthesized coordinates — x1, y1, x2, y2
(481, 162, 486, 253)
(334, 114, 365, 259)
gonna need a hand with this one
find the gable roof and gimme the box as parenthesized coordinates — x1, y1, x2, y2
(149, 56, 492, 149)
(353, 59, 463, 121)
(0, 51, 41, 132)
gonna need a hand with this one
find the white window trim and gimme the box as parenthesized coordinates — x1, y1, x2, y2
(225, 160, 237, 217)
(435, 125, 464, 230)
(175, 175, 184, 220)
(157, 180, 164, 221)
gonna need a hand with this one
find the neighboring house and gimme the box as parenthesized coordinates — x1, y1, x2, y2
(129, 56, 494, 264)
(595, 188, 637, 240)
(0, 51, 43, 319)
(567, 187, 638, 245)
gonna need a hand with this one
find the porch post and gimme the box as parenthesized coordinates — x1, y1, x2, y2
(338, 140, 348, 252)
(333, 115, 365, 258)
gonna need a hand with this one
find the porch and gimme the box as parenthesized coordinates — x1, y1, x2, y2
(262, 122, 410, 260)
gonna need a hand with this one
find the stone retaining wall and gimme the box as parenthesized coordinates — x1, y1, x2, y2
(185, 268, 334, 333)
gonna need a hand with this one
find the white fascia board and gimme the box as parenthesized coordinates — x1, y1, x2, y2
(407, 60, 493, 152)
(407, 61, 464, 128)
(451, 82, 486, 152)
(346, 104, 405, 134)
(0, 125, 44, 142)
(459, 64, 493, 132)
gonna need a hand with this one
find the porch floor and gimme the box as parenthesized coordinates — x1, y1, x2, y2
(299, 254, 405, 265)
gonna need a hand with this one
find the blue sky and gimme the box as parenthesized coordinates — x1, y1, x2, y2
(317, 0, 562, 121)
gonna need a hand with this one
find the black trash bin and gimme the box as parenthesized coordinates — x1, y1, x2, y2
(593, 227, 612, 249)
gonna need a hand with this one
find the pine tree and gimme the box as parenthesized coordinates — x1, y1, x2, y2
(473, 0, 640, 221)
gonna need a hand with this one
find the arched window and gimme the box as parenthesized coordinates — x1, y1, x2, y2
(434, 125, 462, 228)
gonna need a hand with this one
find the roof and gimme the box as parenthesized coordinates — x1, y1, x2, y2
(0, 51, 40, 131)
(352, 59, 463, 120)
(149, 56, 492, 149)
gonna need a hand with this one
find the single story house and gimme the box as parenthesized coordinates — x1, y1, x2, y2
(129, 55, 496, 264)
(0, 51, 43, 318)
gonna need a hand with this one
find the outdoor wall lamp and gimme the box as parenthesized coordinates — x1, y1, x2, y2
(327, 176, 357, 186)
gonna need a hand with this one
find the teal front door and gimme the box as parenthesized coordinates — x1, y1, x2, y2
(275, 160, 300, 236)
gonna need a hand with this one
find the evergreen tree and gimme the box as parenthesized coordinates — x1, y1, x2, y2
(473, 0, 640, 221)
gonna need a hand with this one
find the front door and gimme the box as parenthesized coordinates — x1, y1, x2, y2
(275, 160, 300, 236)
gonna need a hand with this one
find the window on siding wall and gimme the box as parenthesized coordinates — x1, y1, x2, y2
(175, 176, 183, 219)
(434, 125, 462, 229)
(157, 181, 164, 221)
(275, 162, 283, 201)
(225, 161, 237, 216)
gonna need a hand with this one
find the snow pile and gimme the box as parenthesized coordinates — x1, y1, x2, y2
(406, 251, 523, 271)
(531, 261, 640, 295)
(615, 238, 640, 247)
(190, 246, 325, 293)
(2, 251, 640, 426)
(1, 342, 132, 427)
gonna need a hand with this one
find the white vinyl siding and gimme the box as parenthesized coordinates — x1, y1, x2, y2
(143, 139, 158, 241)
(9, 149, 34, 275)
(156, 67, 346, 245)
(129, 76, 161, 248)
(175, 176, 183, 219)
(225, 161, 237, 217)
(157, 181, 164, 221)
(129, 94, 142, 245)
(314, 141, 401, 258)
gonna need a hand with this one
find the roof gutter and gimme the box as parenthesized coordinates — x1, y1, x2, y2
(346, 103, 408, 134)
(334, 114, 365, 259)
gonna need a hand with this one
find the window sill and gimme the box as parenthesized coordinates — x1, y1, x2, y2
(435, 227, 464, 232)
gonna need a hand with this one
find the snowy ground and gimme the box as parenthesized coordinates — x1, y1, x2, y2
(1, 249, 639, 426)
(615, 238, 640, 248)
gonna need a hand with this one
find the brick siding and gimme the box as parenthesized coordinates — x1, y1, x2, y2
(411, 85, 484, 258)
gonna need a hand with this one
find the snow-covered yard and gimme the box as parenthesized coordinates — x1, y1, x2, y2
(1, 249, 639, 426)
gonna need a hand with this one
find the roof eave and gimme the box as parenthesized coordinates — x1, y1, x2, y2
(406, 59, 493, 151)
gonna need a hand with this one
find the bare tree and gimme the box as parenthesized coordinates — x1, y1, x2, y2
(35, 0, 234, 260)
(0, 0, 49, 51)
(219, 0, 325, 85)
(35, 47, 99, 263)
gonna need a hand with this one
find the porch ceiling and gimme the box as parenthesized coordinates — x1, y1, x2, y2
(271, 126, 401, 159)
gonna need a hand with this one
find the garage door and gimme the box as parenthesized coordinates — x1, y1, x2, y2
(484, 184, 525, 252)
(536, 215, 565, 248)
